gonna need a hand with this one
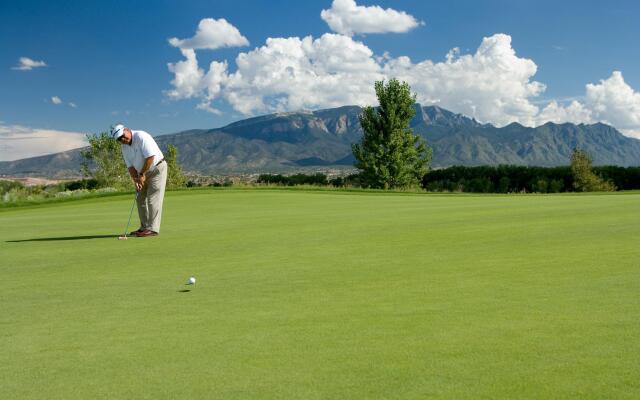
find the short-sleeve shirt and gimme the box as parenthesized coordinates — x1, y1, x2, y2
(121, 130, 164, 173)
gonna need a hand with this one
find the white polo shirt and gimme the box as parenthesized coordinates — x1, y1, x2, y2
(121, 130, 164, 173)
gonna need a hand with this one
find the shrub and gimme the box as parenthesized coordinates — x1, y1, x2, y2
(571, 149, 616, 192)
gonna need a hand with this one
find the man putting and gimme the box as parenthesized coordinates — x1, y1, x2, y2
(111, 124, 167, 237)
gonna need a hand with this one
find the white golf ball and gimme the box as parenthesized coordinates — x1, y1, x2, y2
(187, 277, 196, 285)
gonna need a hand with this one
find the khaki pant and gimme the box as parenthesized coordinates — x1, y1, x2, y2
(137, 161, 167, 233)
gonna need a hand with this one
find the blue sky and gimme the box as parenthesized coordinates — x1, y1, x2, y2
(1, 0, 640, 160)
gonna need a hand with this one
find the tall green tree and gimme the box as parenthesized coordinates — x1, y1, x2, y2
(352, 79, 432, 189)
(165, 144, 187, 189)
(80, 132, 129, 189)
(570, 148, 615, 192)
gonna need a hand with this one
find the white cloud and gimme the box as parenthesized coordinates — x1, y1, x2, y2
(168, 33, 545, 124)
(621, 130, 640, 139)
(537, 100, 592, 125)
(168, 18, 249, 50)
(584, 71, 640, 133)
(531, 71, 640, 138)
(69, 102, 78, 108)
(0, 124, 87, 161)
(196, 102, 223, 115)
(51, 96, 62, 105)
(384, 34, 546, 127)
(165, 48, 229, 106)
(320, 0, 422, 36)
(12, 57, 47, 71)
(201, 59, 229, 104)
(166, 49, 205, 99)
(222, 34, 383, 114)
(166, 23, 640, 136)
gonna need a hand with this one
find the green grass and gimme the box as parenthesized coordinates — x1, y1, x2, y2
(1, 189, 638, 399)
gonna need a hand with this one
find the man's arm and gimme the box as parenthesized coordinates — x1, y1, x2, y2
(128, 166, 138, 180)
(139, 156, 155, 177)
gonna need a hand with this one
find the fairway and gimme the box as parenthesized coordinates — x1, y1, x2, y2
(1, 189, 639, 399)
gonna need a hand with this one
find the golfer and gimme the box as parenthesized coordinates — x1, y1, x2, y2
(111, 124, 167, 237)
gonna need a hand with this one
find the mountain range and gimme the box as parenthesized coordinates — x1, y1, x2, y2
(2, 104, 640, 177)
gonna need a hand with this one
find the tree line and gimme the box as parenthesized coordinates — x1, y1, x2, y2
(422, 163, 638, 193)
(255, 163, 639, 193)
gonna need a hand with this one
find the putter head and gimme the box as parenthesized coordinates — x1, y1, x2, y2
(118, 236, 128, 240)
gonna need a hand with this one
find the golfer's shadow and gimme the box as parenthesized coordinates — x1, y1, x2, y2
(6, 234, 120, 242)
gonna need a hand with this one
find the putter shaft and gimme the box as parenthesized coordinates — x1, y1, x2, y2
(121, 192, 139, 238)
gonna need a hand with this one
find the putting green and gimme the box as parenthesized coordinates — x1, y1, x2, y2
(1, 189, 638, 399)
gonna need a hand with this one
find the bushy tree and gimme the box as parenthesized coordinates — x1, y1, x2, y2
(497, 176, 510, 193)
(570, 149, 615, 192)
(533, 178, 548, 193)
(80, 132, 129, 189)
(165, 144, 187, 189)
(549, 179, 563, 193)
(0, 180, 24, 195)
(352, 79, 432, 189)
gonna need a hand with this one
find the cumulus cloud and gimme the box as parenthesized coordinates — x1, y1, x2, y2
(384, 34, 546, 126)
(320, 0, 422, 36)
(223, 34, 383, 114)
(12, 57, 47, 71)
(0, 124, 87, 161)
(166, 49, 205, 99)
(537, 100, 592, 125)
(168, 32, 545, 124)
(532, 71, 640, 138)
(165, 47, 229, 112)
(583, 71, 640, 134)
(51, 96, 62, 105)
(166, 21, 640, 136)
(168, 18, 249, 50)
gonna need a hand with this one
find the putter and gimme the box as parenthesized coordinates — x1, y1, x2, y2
(118, 191, 140, 240)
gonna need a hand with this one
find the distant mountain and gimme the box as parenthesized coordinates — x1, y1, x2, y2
(2, 105, 639, 177)
(0, 148, 86, 178)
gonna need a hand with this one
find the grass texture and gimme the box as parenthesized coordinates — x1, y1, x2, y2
(1, 189, 638, 399)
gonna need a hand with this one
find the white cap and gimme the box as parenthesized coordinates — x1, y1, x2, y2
(111, 124, 125, 140)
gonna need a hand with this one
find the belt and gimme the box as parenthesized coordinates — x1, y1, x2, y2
(155, 158, 165, 166)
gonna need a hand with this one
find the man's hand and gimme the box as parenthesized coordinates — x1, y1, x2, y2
(134, 175, 145, 192)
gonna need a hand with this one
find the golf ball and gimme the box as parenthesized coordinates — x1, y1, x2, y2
(187, 277, 196, 285)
